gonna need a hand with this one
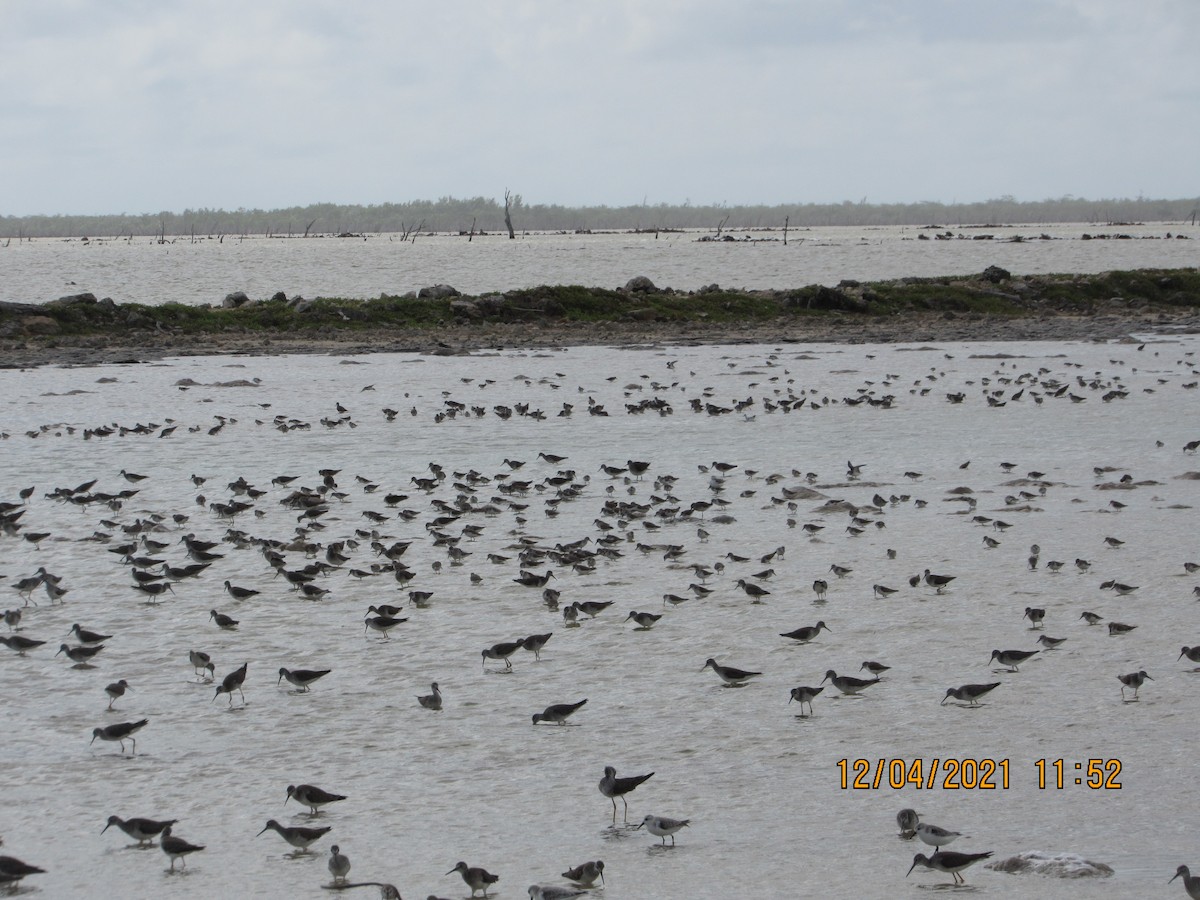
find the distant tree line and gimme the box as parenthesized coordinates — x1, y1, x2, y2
(3, 194, 1198, 239)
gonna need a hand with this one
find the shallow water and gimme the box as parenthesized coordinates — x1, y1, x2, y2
(3, 222, 1196, 306)
(1, 334, 1199, 898)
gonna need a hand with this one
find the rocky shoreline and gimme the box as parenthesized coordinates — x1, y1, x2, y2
(2, 268, 1198, 368)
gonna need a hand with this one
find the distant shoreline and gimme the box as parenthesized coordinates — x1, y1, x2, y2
(1, 268, 1197, 369)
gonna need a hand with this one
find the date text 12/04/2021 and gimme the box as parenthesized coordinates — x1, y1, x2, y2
(835, 759, 1123, 791)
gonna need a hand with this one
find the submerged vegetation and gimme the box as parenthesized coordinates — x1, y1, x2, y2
(2, 268, 1198, 343)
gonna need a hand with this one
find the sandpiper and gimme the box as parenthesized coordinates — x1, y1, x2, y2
(521, 632, 553, 659)
(703, 658, 762, 686)
(989, 649, 1039, 672)
(788, 685, 824, 715)
(209, 609, 239, 629)
(189, 650, 214, 678)
(873, 584, 898, 598)
(625, 611, 662, 629)
(1080, 611, 1103, 625)
(286, 783, 346, 815)
(1118, 670, 1152, 700)
(70, 624, 111, 644)
(1179, 647, 1200, 667)
(0, 854, 44, 883)
(257, 818, 331, 852)
(636, 814, 689, 846)
(91, 719, 147, 755)
(916, 822, 964, 847)
(574, 600, 613, 617)
(532, 698, 588, 725)
(923, 569, 956, 592)
(561, 859, 604, 886)
(214, 661, 248, 706)
(57, 642, 104, 665)
(1037, 635, 1067, 648)
(599, 766, 653, 823)
(907, 850, 993, 885)
(861, 660, 890, 676)
(447, 860, 499, 897)
(822, 669, 880, 696)
(0, 635, 45, 655)
(278, 667, 330, 692)
(779, 621, 830, 643)
(897, 808, 920, 839)
(1169, 865, 1200, 899)
(1023, 607, 1045, 628)
(942, 683, 1001, 706)
(102, 815, 177, 846)
(736, 579, 771, 601)
(1108, 621, 1137, 635)
(364, 615, 408, 639)
(224, 580, 260, 600)
(482, 639, 524, 671)
(418, 682, 443, 710)
(105, 679, 130, 709)
(328, 844, 351, 883)
(811, 579, 828, 600)
(160, 825, 204, 871)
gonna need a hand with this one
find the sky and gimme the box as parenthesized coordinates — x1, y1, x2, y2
(2, 0, 1198, 216)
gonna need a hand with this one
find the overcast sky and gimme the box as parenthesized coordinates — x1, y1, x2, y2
(3, 1, 1197, 216)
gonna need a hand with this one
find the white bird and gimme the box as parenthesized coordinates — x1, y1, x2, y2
(635, 814, 690, 845)
(916, 821, 964, 847)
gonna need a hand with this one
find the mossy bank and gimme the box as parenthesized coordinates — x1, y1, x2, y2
(2, 268, 1198, 368)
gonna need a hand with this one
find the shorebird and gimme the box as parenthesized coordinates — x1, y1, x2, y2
(1023, 607, 1045, 628)
(897, 808, 920, 839)
(599, 766, 653, 823)
(69, 623, 111, 644)
(822, 669, 880, 696)
(103, 815, 177, 846)
(105, 679, 130, 709)
(907, 850, 993, 885)
(1108, 621, 1137, 635)
(916, 822, 965, 847)
(574, 600, 613, 617)
(214, 662, 248, 705)
(923, 569, 956, 592)
(0, 854, 44, 884)
(861, 661, 891, 676)
(942, 682, 1001, 706)
(209, 609, 239, 629)
(779, 621, 830, 643)
(703, 658, 762, 686)
(91, 719, 147, 755)
(522, 632, 553, 659)
(160, 825, 203, 871)
(189, 650, 215, 680)
(636, 814, 689, 846)
(990, 649, 1039, 672)
(532, 698, 588, 725)
(625, 610, 662, 629)
(278, 667, 330, 692)
(482, 639, 523, 671)
(0, 635, 45, 655)
(224, 580, 259, 600)
(788, 685, 824, 715)
(1037, 635, 1067, 648)
(1169, 865, 1200, 899)
(873, 584, 899, 598)
(257, 818, 332, 852)
(328, 844, 351, 883)
(561, 860, 604, 886)
(811, 579, 828, 600)
(1179, 647, 1200, 667)
(1080, 611, 1103, 625)
(418, 682, 443, 710)
(1118, 670, 1152, 700)
(364, 615, 408, 639)
(528, 886, 585, 900)
(447, 860, 499, 897)
(286, 783, 346, 815)
(57, 642, 104, 665)
(829, 564, 852, 579)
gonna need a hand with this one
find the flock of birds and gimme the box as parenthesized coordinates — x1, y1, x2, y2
(1, 339, 1199, 897)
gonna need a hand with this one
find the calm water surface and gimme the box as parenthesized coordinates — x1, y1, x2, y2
(2, 335, 1199, 899)
(2, 222, 1197, 305)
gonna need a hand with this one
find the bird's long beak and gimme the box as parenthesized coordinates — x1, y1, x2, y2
(100, 822, 111, 833)
(633, 821, 644, 831)
(940, 694, 949, 705)
(906, 860, 918, 878)
(256, 826, 269, 836)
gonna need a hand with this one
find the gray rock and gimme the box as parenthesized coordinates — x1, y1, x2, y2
(625, 276, 657, 293)
(418, 284, 461, 300)
(223, 291, 251, 308)
(47, 292, 98, 308)
(450, 299, 482, 319)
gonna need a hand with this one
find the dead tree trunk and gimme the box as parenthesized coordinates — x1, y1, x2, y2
(783, 215, 789, 246)
(468, 217, 476, 242)
(503, 189, 516, 240)
(304, 218, 317, 238)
